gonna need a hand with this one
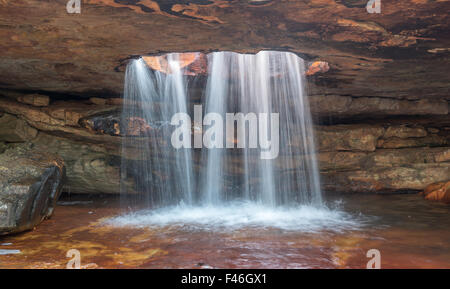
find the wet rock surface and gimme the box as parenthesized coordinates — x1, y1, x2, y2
(0, 193, 449, 268)
(0, 145, 65, 235)
(79, 111, 122, 136)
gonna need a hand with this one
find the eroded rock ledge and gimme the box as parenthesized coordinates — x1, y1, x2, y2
(0, 95, 448, 195)
(0, 0, 449, 102)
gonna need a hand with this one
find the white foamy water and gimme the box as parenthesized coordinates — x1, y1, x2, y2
(108, 202, 362, 232)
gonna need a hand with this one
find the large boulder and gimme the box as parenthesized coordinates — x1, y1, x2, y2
(0, 145, 65, 235)
(30, 133, 122, 194)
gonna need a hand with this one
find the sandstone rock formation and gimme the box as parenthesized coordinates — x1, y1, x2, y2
(0, 96, 448, 195)
(0, 113, 38, 142)
(0, 0, 448, 103)
(16, 94, 50, 107)
(0, 145, 65, 235)
(420, 181, 450, 204)
(306, 61, 330, 76)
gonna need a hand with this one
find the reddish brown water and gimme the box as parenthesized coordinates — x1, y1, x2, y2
(0, 194, 449, 269)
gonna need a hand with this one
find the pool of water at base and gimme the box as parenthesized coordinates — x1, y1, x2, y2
(0, 193, 449, 269)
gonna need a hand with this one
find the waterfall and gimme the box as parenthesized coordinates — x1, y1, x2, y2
(121, 55, 195, 207)
(120, 51, 321, 208)
(201, 51, 321, 206)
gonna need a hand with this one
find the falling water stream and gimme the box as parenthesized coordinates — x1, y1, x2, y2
(120, 54, 194, 207)
(200, 51, 322, 206)
(118, 51, 346, 230)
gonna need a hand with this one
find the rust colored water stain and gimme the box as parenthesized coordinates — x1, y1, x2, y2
(0, 194, 449, 269)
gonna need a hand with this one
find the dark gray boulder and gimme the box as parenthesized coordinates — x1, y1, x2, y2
(0, 144, 65, 235)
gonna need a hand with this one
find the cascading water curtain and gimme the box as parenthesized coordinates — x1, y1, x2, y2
(201, 51, 322, 206)
(120, 51, 321, 208)
(120, 54, 195, 208)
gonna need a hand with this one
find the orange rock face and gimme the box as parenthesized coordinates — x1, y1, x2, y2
(143, 53, 207, 75)
(306, 61, 330, 76)
(421, 181, 450, 204)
